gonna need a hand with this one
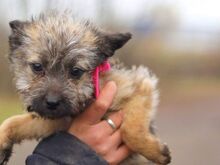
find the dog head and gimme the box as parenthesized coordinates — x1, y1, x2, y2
(8, 11, 131, 118)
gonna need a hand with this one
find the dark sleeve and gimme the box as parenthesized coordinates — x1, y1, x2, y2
(26, 132, 108, 165)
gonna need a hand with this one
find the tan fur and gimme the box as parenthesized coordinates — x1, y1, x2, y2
(0, 66, 170, 164)
(0, 113, 70, 144)
(101, 66, 169, 164)
(0, 12, 171, 165)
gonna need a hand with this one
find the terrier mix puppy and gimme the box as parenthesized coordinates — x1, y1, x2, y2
(0, 11, 171, 165)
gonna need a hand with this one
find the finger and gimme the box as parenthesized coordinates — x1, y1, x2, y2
(99, 111, 123, 134)
(109, 130, 123, 148)
(106, 145, 132, 165)
(79, 81, 117, 124)
(95, 130, 122, 156)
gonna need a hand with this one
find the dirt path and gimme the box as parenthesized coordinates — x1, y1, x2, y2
(157, 96, 220, 165)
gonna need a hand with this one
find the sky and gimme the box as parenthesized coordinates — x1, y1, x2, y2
(112, 0, 220, 31)
(0, 0, 219, 53)
(1, 0, 220, 31)
(176, 0, 220, 30)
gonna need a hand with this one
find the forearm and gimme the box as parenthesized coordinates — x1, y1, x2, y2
(26, 131, 108, 165)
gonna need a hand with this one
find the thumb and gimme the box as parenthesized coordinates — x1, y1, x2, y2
(78, 81, 117, 125)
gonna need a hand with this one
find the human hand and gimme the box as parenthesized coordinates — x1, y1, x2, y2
(68, 81, 131, 165)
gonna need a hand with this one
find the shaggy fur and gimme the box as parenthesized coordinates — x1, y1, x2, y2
(0, 11, 171, 165)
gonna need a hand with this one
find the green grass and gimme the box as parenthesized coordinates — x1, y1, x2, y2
(0, 97, 23, 123)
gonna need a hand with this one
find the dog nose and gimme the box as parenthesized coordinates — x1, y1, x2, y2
(46, 95, 61, 110)
(46, 100, 60, 109)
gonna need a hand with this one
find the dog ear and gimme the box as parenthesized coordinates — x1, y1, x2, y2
(97, 32, 132, 58)
(9, 20, 28, 51)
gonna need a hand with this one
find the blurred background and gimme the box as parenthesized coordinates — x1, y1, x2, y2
(0, 0, 220, 164)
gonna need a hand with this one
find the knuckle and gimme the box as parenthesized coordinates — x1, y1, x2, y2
(98, 145, 108, 155)
(110, 111, 123, 124)
(115, 130, 122, 139)
(93, 132, 105, 142)
(107, 158, 117, 165)
(96, 100, 108, 110)
(114, 114, 122, 125)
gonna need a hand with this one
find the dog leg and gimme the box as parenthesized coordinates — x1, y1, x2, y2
(0, 113, 70, 164)
(120, 96, 171, 165)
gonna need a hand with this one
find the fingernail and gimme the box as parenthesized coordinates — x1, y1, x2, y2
(107, 81, 117, 89)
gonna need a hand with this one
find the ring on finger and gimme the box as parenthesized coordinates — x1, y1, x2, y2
(104, 118, 116, 130)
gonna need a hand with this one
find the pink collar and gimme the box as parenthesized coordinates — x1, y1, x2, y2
(92, 61, 111, 98)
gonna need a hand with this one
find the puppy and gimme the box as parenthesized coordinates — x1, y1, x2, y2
(0, 11, 171, 165)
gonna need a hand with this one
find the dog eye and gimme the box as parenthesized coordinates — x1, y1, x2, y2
(70, 67, 85, 79)
(30, 63, 43, 73)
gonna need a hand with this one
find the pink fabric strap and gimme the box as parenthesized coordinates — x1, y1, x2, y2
(92, 61, 111, 98)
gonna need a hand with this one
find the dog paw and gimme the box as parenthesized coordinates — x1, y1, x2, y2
(157, 144, 171, 165)
(0, 146, 12, 165)
(0, 140, 12, 165)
